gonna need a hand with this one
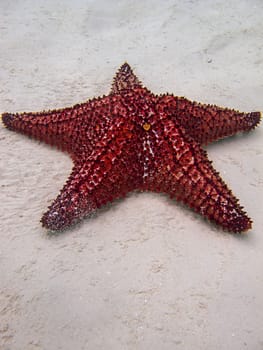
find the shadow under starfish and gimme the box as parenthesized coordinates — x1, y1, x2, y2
(1, 63, 261, 233)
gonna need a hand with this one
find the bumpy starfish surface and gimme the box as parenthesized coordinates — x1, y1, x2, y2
(2, 63, 261, 232)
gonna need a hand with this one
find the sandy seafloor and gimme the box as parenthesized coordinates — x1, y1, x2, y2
(0, 1, 263, 349)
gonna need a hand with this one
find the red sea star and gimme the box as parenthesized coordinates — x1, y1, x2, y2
(1, 63, 261, 232)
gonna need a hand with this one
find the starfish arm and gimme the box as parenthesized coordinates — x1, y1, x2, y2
(1, 95, 120, 156)
(145, 120, 252, 232)
(41, 119, 143, 230)
(2, 107, 79, 152)
(158, 95, 261, 145)
(175, 159, 252, 232)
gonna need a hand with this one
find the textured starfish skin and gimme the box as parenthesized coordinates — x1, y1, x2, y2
(2, 63, 261, 232)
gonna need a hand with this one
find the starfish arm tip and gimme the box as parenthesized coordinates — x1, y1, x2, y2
(41, 211, 66, 231)
(230, 216, 252, 234)
(120, 62, 132, 70)
(1, 112, 15, 129)
(246, 111, 261, 129)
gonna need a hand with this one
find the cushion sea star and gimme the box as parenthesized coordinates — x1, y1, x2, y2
(1, 63, 261, 232)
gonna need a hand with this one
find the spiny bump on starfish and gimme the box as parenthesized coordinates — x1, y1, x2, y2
(1, 63, 261, 233)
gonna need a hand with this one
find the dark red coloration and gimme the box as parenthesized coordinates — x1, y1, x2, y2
(2, 63, 261, 232)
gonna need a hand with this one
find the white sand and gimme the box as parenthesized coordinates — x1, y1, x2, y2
(0, 1, 263, 349)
